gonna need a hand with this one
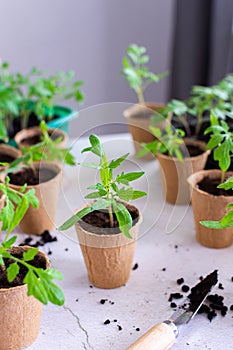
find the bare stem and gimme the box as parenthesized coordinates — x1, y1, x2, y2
(108, 204, 114, 228)
(195, 111, 203, 136)
(137, 88, 145, 105)
(221, 171, 225, 184)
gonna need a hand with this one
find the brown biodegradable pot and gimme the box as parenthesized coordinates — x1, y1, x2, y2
(0, 246, 50, 350)
(0, 144, 22, 163)
(75, 203, 142, 289)
(123, 103, 167, 159)
(15, 126, 68, 149)
(9, 162, 62, 234)
(157, 139, 210, 205)
(188, 169, 233, 248)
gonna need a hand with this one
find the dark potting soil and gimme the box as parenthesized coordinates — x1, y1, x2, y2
(21, 131, 62, 147)
(79, 205, 139, 235)
(9, 167, 57, 186)
(165, 144, 204, 159)
(197, 177, 233, 196)
(0, 154, 16, 163)
(9, 112, 61, 138)
(0, 250, 47, 288)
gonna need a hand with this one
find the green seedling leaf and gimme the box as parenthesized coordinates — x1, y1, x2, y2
(7, 262, 19, 282)
(200, 220, 233, 229)
(46, 268, 64, 280)
(218, 176, 233, 190)
(132, 190, 147, 199)
(23, 248, 38, 262)
(85, 192, 102, 199)
(24, 270, 49, 305)
(8, 196, 29, 234)
(3, 235, 17, 248)
(109, 153, 129, 169)
(112, 201, 132, 238)
(25, 189, 39, 208)
(116, 187, 134, 202)
(116, 171, 144, 185)
(58, 206, 93, 230)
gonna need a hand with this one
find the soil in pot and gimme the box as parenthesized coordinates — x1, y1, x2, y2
(9, 167, 57, 186)
(197, 177, 233, 196)
(79, 205, 139, 235)
(20, 130, 63, 147)
(9, 112, 62, 138)
(0, 154, 16, 163)
(0, 250, 47, 289)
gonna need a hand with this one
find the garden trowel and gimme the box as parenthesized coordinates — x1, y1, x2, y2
(127, 270, 218, 350)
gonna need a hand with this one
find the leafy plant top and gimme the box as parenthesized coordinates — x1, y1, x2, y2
(137, 123, 185, 162)
(58, 134, 146, 238)
(204, 112, 233, 182)
(0, 177, 64, 305)
(121, 44, 168, 104)
(10, 121, 76, 171)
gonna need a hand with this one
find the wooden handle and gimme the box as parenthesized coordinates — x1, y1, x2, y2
(126, 322, 176, 350)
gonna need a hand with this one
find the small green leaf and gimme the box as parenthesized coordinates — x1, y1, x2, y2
(132, 190, 147, 199)
(3, 235, 17, 248)
(92, 199, 110, 211)
(200, 220, 233, 229)
(8, 196, 29, 234)
(109, 153, 129, 169)
(85, 192, 101, 199)
(7, 262, 19, 282)
(117, 187, 134, 202)
(112, 201, 132, 238)
(23, 248, 38, 262)
(58, 206, 93, 230)
(24, 270, 49, 305)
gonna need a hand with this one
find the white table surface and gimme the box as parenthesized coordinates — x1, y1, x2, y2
(18, 133, 233, 350)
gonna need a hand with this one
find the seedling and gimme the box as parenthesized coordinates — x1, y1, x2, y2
(162, 99, 191, 136)
(201, 176, 233, 230)
(188, 83, 231, 136)
(121, 44, 168, 104)
(58, 134, 146, 238)
(0, 61, 84, 133)
(0, 176, 64, 305)
(10, 121, 76, 173)
(204, 112, 233, 183)
(0, 62, 22, 140)
(137, 123, 185, 162)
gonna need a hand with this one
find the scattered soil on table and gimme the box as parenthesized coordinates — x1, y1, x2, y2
(0, 250, 47, 288)
(197, 177, 233, 196)
(0, 154, 16, 163)
(19, 230, 57, 248)
(169, 270, 231, 322)
(132, 263, 139, 271)
(9, 167, 57, 186)
(79, 204, 139, 235)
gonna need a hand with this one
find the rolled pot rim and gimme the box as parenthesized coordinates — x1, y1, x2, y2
(74, 201, 142, 239)
(187, 169, 233, 199)
(8, 161, 62, 189)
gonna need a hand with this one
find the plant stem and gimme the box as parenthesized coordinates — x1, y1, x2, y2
(221, 171, 225, 184)
(179, 115, 191, 136)
(108, 203, 114, 228)
(195, 110, 203, 136)
(137, 88, 145, 105)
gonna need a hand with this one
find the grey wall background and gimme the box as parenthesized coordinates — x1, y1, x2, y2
(0, 0, 175, 136)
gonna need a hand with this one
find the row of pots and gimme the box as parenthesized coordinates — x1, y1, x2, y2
(124, 102, 233, 249)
